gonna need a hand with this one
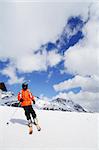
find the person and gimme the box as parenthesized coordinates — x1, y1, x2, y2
(17, 82, 41, 130)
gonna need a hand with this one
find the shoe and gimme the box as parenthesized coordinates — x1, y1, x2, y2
(34, 118, 41, 131)
(34, 118, 38, 125)
(28, 119, 32, 127)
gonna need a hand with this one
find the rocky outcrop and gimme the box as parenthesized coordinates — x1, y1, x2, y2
(0, 82, 7, 92)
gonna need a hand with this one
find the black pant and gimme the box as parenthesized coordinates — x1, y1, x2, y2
(23, 105, 36, 121)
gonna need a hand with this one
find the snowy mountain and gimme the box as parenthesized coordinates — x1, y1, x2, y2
(0, 90, 86, 112)
(36, 98, 86, 112)
(0, 90, 18, 107)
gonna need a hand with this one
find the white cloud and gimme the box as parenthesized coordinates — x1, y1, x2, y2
(16, 50, 47, 73)
(46, 71, 53, 83)
(16, 48, 62, 73)
(39, 94, 51, 101)
(0, 2, 92, 83)
(47, 50, 63, 67)
(64, 45, 98, 76)
(52, 91, 99, 112)
(1, 64, 24, 85)
(64, 3, 99, 76)
(53, 75, 99, 92)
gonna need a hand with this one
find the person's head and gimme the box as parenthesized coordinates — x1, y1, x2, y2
(22, 82, 28, 90)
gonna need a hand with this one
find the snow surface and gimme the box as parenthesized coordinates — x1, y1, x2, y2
(0, 106, 98, 150)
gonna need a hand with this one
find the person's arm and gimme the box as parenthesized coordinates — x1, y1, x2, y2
(18, 92, 24, 102)
(32, 96, 35, 104)
(29, 91, 35, 104)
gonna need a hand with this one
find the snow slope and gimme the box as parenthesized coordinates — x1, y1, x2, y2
(0, 106, 98, 150)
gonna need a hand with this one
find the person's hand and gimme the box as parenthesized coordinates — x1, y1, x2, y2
(20, 98, 24, 102)
(33, 100, 35, 104)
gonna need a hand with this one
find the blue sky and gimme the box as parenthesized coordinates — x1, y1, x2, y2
(0, 1, 99, 111)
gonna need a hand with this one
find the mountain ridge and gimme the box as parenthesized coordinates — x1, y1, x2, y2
(0, 90, 86, 112)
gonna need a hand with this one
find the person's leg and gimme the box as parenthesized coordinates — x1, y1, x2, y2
(29, 105, 37, 119)
(29, 105, 41, 131)
(23, 106, 32, 126)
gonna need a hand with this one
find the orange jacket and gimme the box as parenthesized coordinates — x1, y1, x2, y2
(18, 89, 35, 107)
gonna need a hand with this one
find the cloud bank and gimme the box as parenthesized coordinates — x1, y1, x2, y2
(0, 2, 91, 83)
(54, 75, 99, 93)
(53, 2, 99, 112)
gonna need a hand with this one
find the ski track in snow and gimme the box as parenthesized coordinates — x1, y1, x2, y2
(0, 106, 98, 150)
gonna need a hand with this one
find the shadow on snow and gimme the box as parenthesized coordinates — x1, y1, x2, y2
(10, 118, 27, 126)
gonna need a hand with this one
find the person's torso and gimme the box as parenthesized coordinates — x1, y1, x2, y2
(20, 89, 32, 106)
